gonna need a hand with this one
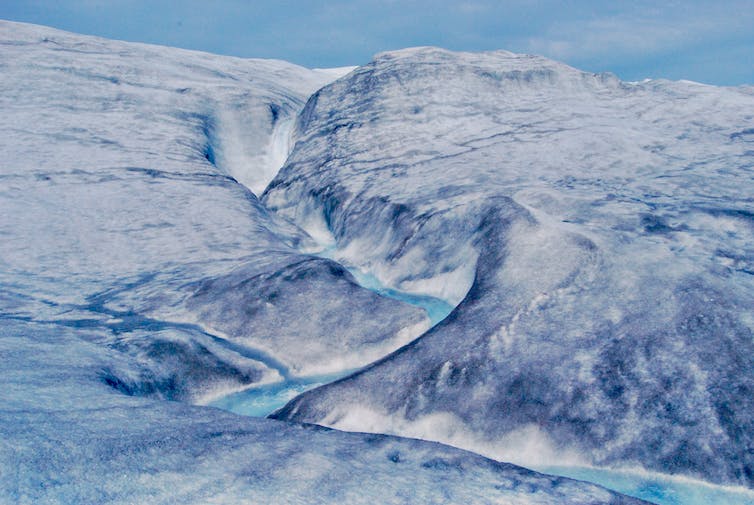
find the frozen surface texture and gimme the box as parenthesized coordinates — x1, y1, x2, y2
(265, 47, 754, 487)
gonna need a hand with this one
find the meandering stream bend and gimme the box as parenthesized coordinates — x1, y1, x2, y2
(208, 258, 454, 417)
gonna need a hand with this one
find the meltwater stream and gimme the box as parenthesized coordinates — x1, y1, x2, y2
(208, 257, 455, 418)
(205, 261, 754, 505)
(208, 370, 356, 417)
(534, 466, 754, 505)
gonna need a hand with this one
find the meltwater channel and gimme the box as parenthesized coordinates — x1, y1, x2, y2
(208, 255, 754, 505)
(208, 259, 454, 418)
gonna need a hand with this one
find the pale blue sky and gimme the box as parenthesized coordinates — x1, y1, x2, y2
(2, 1, 753, 85)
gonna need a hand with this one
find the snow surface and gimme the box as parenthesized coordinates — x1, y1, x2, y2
(0, 21, 650, 504)
(265, 47, 754, 488)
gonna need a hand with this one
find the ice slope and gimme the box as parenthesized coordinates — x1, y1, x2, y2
(265, 47, 754, 487)
(0, 20, 429, 396)
(0, 21, 651, 505)
(1, 317, 649, 505)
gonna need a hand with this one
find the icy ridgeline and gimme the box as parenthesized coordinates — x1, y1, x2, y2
(0, 21, 652, 504)
(265, 47, 754, 488)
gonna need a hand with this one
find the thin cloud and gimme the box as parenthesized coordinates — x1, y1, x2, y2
(516, 3, 754, 82)
(0, 0, 752, 84)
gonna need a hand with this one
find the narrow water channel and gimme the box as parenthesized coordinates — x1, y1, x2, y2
(208, 254, 455, 417)
(343, 266, 454, 327)
(534, 466, 754, 505)
(208, 370, 355, 417)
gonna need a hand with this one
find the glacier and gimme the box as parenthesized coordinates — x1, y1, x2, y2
(264, 46, 754, 490)
(0, 20, 654, 504)
(3, 18, 753, 505)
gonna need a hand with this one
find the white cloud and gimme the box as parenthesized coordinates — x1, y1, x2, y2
(520, 4, 754, 63)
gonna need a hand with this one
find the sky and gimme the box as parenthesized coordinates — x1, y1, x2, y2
(1, 1, 753, 85)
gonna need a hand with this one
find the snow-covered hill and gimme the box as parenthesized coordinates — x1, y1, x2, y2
(265, 47, 754, 488)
